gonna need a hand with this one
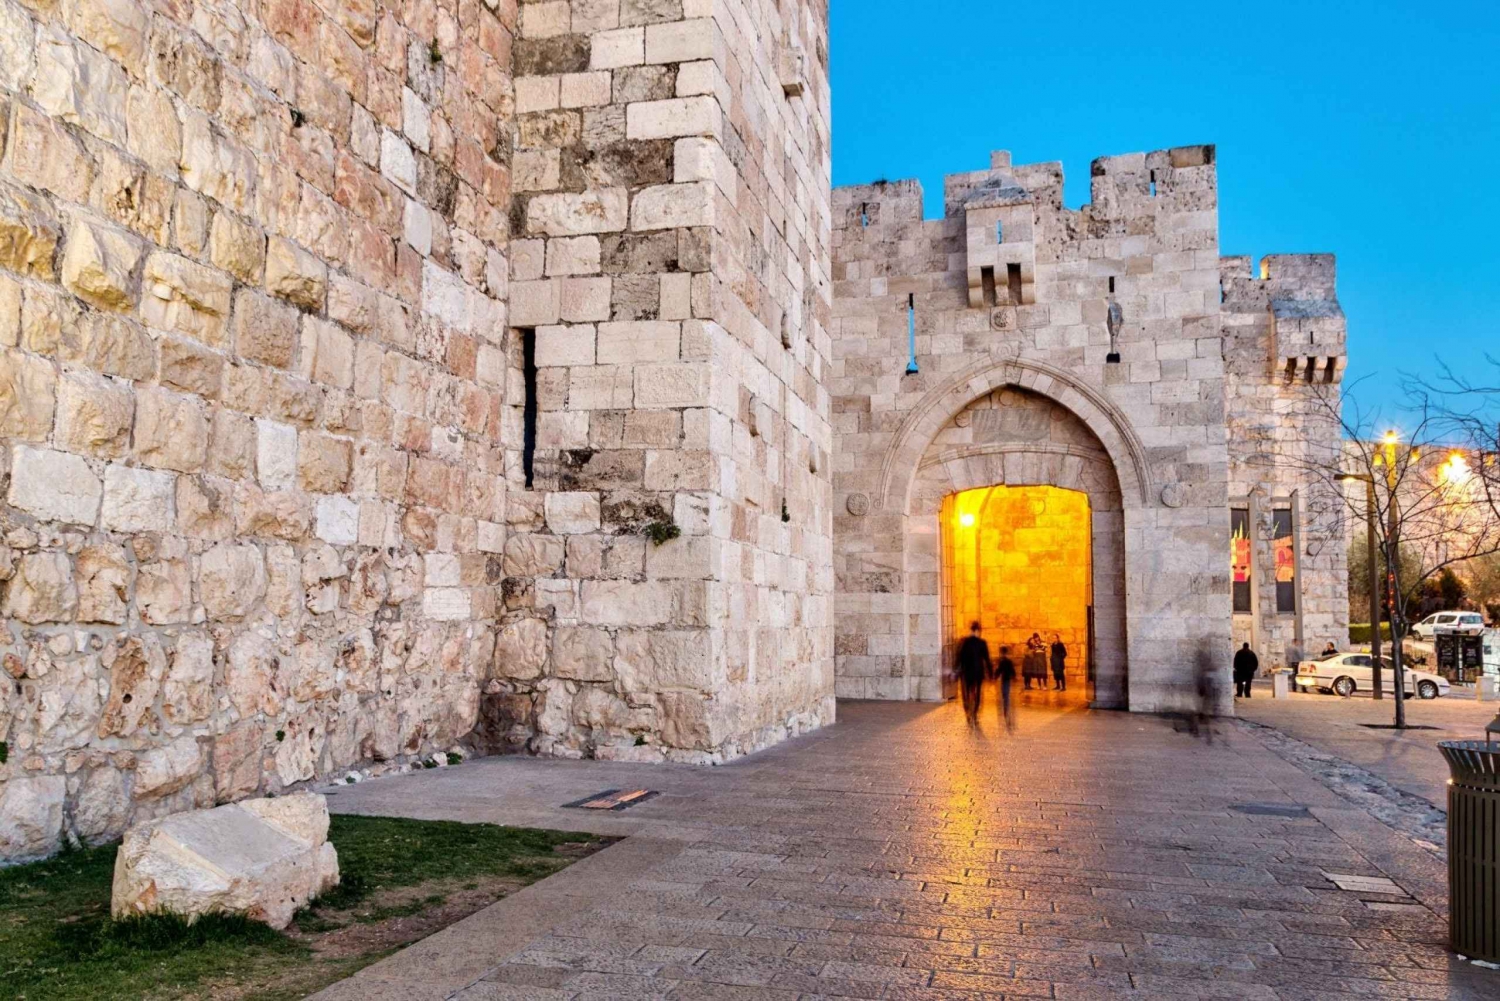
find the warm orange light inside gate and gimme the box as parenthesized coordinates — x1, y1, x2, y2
(944, 485, 1092, 688)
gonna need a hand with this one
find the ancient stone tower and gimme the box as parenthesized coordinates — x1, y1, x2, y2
(0, 0, 834, 861)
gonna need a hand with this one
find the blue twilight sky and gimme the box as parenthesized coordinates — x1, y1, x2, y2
(829, 0, 1499, 421)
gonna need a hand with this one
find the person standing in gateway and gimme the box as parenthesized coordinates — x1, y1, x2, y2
(956, 622, 992, 728)
(1050, 633, 1068, 691)
(1233, 642, 1259, 698)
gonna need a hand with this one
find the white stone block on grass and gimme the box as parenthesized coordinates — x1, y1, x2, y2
(111, 793, 340, 930)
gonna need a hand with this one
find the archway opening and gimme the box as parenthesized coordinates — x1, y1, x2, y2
(942, 485, 1094, 704)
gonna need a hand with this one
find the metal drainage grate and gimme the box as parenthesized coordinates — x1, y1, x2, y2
(1231, 803, 1312, 818)
(563, 789, 659, 811)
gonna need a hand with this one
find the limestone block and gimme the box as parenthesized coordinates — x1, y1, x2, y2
(125, 84, 182, 175)
(111, 792, 340, 930)
(614, 628, 711, 691)
(597, 320, 680, 364)
(69, 0, 150, 80)
(591, 26, 644, 69)
(55, 370, 133, 457)
(140, 252, 233, 346)
(32, 25, 128, 145)
(626, 98, 718, 141)
(629, 181, 713, 230)
(8, 104, 94, 203)
(526, 188, 629, 237)
(534, 323, 594, 366)
(212, 724, 264, 802)
(73, 767, 130, 846)
(579, 580, 670, 626)
(304, 318, 355, 389)
(560, 277, 611, 322)
(163, 632, 214, 724)
(102, 464, 175, 532)
(0, 776, 66, 862)
(401, 88, 431, 152)
(634, 362, 710, 408)
(98, 634, 166, 737)
(133, 387, 209, 472)
(3, 552, 78, 623)
(61, 217, 142, 311)
(256, 419, 299, 491)
(494, 617, 549, 680)
(179, 112, 256, 215)
(0, 349, 57, 440)
(545, 492, 602, 534)
(8, 446, 100, 526)
(200, 544, 267, 620)
(380, 128, 417, 195)
(503, 533, 565, 576)
(29, 654, 104, 754)
(0, 181, 60, 279)
(210, 211, 266, 284)
(226, 631, 281, 717)
(0, 0, 34, 91)
(232, 289, 299, 369)
(76, 543, 130, 623)
(422, 587, 471, 620)
(403, 199, 432, 256)
(265, 238, 328, 312)
(137, 559, 192, 624)
(315, 495, 359, 545)
(158, 336, 223, 397)
(509, 282, 559, 329)
(298, 433, 352, 492)
(561, 71, 611, 109)
(551, 626, 614, 681)
(134, 735, 203, 798)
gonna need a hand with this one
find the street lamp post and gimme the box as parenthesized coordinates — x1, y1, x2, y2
(1336, 472, 1383, 700)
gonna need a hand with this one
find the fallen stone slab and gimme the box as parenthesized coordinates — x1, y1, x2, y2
(112, 792, 340, 929)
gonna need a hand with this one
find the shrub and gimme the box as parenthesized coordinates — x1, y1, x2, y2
(1349, 622, 1393, 645)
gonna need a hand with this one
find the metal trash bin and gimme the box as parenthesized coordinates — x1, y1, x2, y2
(1438, 740, 1500, 963)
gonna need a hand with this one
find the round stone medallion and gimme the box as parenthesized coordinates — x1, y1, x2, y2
(846, 492, 871, 516)
(1160, 483, 1187, 509)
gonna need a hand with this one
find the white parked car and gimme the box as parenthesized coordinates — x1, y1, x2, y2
(1294, 651, 1449, 699)
(1411, 611, 1485, 641)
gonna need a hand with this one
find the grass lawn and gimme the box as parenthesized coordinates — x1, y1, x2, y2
(0, 813, 606, 1001)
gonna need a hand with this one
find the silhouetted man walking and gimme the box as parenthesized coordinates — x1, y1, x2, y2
(1233, 642, 1259, 698)
(1050, 634, 1067, 691)
(956, 621, 991, 728)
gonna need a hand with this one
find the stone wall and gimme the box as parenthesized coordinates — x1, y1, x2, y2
(487, 0, 835, 764)
(831, 147, 1236, 713)
(0, 0, 514, 862)
(0, 0, 836, 861)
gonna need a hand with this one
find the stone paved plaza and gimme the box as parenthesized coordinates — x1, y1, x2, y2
(314, 697, 1498, 1000)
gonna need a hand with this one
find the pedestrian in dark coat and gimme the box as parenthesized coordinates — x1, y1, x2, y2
(1050, 634, 1068, 691)
(956, 622, 991, 727)
(1233, 643, 1259, 698)
(995, 646, 1016, 733)
(1023, 632, 1046, 689)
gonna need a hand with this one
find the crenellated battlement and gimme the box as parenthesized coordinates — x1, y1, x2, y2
(1221, 253, 1345, 384)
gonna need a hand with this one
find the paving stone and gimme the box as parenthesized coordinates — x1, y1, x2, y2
(314, 700, 1500, 1000)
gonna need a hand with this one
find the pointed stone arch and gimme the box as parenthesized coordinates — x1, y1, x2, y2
(877, 356, 1155, 514)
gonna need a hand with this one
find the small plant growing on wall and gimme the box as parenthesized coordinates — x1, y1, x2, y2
(643, 520, 681, 546)
(429, 38, 442, 64)
(781, 499, 791, 523)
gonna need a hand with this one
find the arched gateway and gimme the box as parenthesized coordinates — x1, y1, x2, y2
(849, 368, 1131, 708)
(829, 147, 1349, 718)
